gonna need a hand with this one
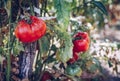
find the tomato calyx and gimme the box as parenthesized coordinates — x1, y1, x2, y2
(72, 37, 82, 42)
(23, 16, 32, 24)
(26, 19, 32, 24)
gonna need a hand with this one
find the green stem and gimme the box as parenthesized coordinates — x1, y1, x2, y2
(30, 1, 35, 16)
(6, 0, 12, 81)
(38, 40, 43, 76)
(44, 0, 47, 16)
(40, 0, 44, 17)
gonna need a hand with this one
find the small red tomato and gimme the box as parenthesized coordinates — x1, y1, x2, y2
(41, 71, 52, 81)
(68, 52, 79, 64)
(73, 32, 90, 53)
(15, 16, 46, 43)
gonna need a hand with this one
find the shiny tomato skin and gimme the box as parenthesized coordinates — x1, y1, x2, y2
(15, 16, 46, 43)
(73, 39, 89, 52)
(73, 32, 90, 53)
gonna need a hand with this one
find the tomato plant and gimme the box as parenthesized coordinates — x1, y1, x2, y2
(0, 0, 109, 81)
(14, 16, 46, 43)
(73, 32, 90, 53)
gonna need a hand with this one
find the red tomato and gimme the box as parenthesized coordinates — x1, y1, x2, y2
(41, 71, 52, 81)
(68, 52, 79, 64)
(73, 32, 90, 53)
(15, 16, 46, 43)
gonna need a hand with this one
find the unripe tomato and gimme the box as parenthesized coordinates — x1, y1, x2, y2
(15, 16, 46, 43)
(66, 65, 82, 76)
(68, 52, 79, 64)
(41, 71, 53, 81)
(73, 32, 90, 53)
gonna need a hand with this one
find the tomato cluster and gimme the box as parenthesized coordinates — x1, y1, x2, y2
(68, 32, 90, 64)
(14, 16, 46, 43)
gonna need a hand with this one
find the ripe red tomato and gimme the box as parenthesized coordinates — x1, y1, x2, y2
(41, 71, 52, 81)
(15, 16, 46, 43)
(73, 32, 90, 53)
(68, 52, 79, 64)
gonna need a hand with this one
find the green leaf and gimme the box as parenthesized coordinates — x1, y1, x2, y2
(51, 45, 58, 51)
(17, 44, 24, 51)
(92, 57, 101, 67)
(13, 43, 24, 55)
(86, 59, 100, 73)
(57, 31, 73, 63)
(54, 0, 72, 29)
(89, 64, 98, 72)
(117, 43, 120, 49)
(49, 24, 73, 63)
(48, 22, 73, 63)
(0, 55, 4, 63)
(92, 57, 102, 71)
(0, 47, 3, 54)
(39, 36, 50, 55)
(44, 56, 56, 64)
(92, 1, 108, 15)
(65, 0, 73, 3)
(58, 42, 73, 63)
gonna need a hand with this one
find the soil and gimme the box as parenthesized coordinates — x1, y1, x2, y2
(90, 23, 120, 81)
